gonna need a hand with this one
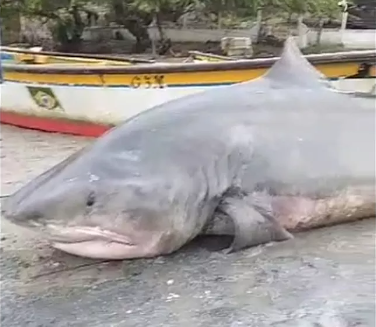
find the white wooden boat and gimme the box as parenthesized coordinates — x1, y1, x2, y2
(1, 45, 375, 137)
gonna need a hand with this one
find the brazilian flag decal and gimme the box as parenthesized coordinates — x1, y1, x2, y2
(27, 86, 64, 111)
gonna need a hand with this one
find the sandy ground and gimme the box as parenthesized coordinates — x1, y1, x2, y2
(0, 124, 375, 327)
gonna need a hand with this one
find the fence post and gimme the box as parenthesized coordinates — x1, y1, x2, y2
(338, 0, 349, 45)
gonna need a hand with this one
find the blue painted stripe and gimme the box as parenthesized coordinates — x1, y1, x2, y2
(1, 53, 15, 61)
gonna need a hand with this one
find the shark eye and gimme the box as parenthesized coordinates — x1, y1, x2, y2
(86, 192, 96, 207)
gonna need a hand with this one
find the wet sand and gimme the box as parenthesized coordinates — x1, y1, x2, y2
(0, 124, 375, 327)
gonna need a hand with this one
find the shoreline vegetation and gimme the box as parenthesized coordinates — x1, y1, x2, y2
(1, 0, 375, 59)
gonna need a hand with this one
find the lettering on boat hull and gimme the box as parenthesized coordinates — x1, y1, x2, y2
(130, 75, 166, 89)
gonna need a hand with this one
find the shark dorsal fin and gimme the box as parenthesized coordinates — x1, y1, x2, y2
(262, 37, 331, 89)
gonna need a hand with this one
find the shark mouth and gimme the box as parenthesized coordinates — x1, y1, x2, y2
(43, 225, 163, 260)
(45, 225, 135, 245)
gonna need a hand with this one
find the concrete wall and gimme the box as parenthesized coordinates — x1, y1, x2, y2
(147, 26, 259, 43)
(306, 28, 376, 48)
(147, 26, 375, 49)
(319, 29, 375, 49)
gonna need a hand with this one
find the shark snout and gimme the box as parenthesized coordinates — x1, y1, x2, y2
(1, 198, 46, 228)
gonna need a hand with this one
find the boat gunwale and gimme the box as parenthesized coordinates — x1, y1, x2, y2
(188, 50, 237, 61)
(2, 49, 376, 75)
(0, 46, 156, 64)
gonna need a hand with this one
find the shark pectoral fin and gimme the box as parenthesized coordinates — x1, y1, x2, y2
(218, 196, 293, 253)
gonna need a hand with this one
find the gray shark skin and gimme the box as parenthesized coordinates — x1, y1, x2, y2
(2, 38, 375, 259)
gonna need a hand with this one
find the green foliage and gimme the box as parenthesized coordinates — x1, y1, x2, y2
(0, 0, 345, 50)
(0, 0, 97, 50)
(0, 0, 345, 22)
(0, 0, 23, 18)
(307, 0, 342, 19)
(130, 0, 188, 13)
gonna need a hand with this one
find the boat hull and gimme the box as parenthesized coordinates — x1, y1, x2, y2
(1, 50, 375, 137)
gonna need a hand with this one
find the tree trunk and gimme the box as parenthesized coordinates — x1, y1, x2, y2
(70, 5, 84, 43)
(111, 0, 151, 53)
(316, 18, 325, 46)
(126, 20, 151, 53)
